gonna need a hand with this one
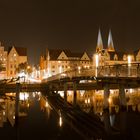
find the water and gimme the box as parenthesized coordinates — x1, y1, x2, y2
(0, 91, 140, 140)
(0, 92, 83, 140)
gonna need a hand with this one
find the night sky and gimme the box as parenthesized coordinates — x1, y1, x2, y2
(0, 0, 140, 64)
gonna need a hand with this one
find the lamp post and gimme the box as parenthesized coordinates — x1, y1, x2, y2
(128, 55, 131, 76)
(95, 54, 99, 77)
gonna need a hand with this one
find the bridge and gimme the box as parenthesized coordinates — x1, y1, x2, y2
(0, 63, 140, 139)
(1, 63, 140, 107)
(42, 63, 140, 111)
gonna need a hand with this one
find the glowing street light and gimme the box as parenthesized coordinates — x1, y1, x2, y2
(127, 55, 131, 76)
(95, 54, 99, 77)
(128, 55, 131, 66)
(95, 54, 99, 67)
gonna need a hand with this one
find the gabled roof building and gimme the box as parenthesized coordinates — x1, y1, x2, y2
(40, 49, 92, 77)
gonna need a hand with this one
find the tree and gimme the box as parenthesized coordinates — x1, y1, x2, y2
(16, 62, 28, 73)
(16, 62, 32, 76)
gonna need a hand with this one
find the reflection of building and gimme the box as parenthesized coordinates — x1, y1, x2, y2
(7, 46, 27, 78)
(0, 98, 15, 127)
(40, 49, 92, 77)
(0, 93, 30, 127)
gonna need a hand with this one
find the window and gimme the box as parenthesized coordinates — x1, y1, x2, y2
(10, 65, 13, 68)
(10, 71, 12, 75)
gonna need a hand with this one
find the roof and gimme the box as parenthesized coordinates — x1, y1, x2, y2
(108, 51, 127, 60)
(47, 49, 86, 60)
(8, 47, 27, 56)
(134, 49, 140, 57)
(49, 49, 63, 60)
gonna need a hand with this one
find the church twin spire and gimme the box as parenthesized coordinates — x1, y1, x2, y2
(96, 29, 115, 53)
(96, 29, 103, 53)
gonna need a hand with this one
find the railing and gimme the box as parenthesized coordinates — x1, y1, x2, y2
(43, 63, 140, 82)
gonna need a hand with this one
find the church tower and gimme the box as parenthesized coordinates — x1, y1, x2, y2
(107, 30, 115, 52)
(96, 29, 104, 53)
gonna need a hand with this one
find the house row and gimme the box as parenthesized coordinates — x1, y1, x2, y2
(0, 42, 27, 79)
(40, 29, 140, 78)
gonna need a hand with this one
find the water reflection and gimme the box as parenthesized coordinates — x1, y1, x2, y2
(0, 89, 140, 140)
(58, 110, 63, 127)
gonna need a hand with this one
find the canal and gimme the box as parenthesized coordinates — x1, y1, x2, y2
(0, 90, 140, 140)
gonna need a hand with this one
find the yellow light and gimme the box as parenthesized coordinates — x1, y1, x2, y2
(59, 116, 63, 127)
(87, 98, 90, 104)
(27, 66, 30, 69)
(85, 99, 87, 104)
(95, 54, 99, 67)
(3, 111, 5, 116)
(78, 66, 81, 70)
(128, 55, 131, 66)
(45, 101, 49, 107)
(108, 97, 112, 104)
(67, 91, 72, 96)
(19, 93, 29, 100)
(59, 91, 64, 97)
(59, 66, 62, 73)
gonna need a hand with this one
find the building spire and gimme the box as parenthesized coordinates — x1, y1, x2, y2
(96, 28, 103, 53)
(107, 29, 115, 52)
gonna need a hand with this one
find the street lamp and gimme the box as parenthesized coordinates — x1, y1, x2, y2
(95, 54, 99, 77)
(127, 55, 131, 76)
(128, 55, 131, 66)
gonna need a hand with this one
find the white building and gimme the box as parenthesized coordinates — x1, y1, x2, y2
(40, 49, 92, 78)
(7, 46, 27, 78)
(0, 42, 7, 79)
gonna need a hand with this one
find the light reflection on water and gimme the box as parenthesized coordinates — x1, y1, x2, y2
(0, 92, 83, 140)
(0, 90, 140, 140)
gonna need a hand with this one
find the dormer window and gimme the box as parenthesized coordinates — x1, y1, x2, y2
(114, 54, 118, 60)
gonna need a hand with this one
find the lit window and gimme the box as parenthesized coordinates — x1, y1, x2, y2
(10, 71, 12, 74)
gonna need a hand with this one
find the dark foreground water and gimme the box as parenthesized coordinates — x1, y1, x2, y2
(0, 92, 140, 140)
(0, 98, 83, 140)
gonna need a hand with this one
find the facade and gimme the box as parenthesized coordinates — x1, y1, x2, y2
(94, 29, 139, 66)
(7, 46, 27, 78)
(0, 43, 7, 79)
(40, 49, 92, 78)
